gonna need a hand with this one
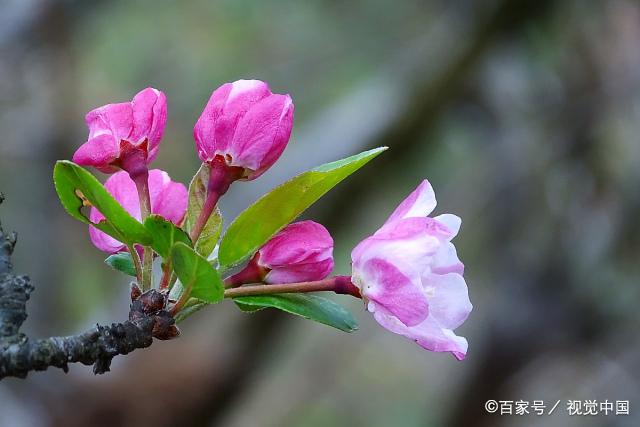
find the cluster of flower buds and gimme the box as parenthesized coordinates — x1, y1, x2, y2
(70, 80, 471, 359)
(74, 80, 296, 254)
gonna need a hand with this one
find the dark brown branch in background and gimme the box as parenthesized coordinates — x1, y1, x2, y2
(0, 195, 176, 379)
(323, 0, 555, 227)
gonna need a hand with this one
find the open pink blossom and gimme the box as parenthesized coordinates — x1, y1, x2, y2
(73, 88, 167, 175)
(89, 170, 187, 253)
(194, 79, 294, 181)
(351, 180, 471, 360)
(226, 221, 334, 286)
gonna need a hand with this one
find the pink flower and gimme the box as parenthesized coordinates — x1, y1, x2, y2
(89, 169, 187, 253)
(226, 221, 334, 286)
(194, 79, 294, 181)
(73, 88, 167, 175)
(351, 180, 471, 360)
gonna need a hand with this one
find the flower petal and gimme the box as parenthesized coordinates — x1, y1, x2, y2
(259, 221, 332, 266)
(86, 102, 134, 143)
(227, 79, 271, 104)
(88, 223, 126, 253)
(130, 87, 167, 157)
(422, 272, 471, 330)
(254, 220, 334, 283)
(194, 80, 272, 162)
(434, 213, 461, 238)
(384, 180, 436, 224)
(229, 94, 294, 179)
(102, 171, 142, 220)
(72, 134, 120, 172)
(373, 311, 469, 360)
(358, 257, 429, 327)
(374, 217, 452, 241)
(148, 169, 188, 224)
(265, 257, 334, 284)
(431, 241, 464, 275)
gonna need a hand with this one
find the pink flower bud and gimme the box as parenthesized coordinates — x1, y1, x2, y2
(351, 180, 471, 360)
(73, 88, 167, 175)
(226, 221, 334, 286)
(89, 169, 187, 253)
(194, 79, 294, 181)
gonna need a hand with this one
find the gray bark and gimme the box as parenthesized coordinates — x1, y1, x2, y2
(0, 194, 176, 379)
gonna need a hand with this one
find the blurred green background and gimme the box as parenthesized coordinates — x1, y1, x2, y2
(1, 0, 639, 426)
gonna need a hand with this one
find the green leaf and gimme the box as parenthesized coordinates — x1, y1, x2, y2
(219, 147, 387, 268)
(171, 242, 224, 303)
(234, 293, 358, 332)
(104, 252, 136, 277)
(144, 215, 191, 258)
(183, 163, 223, 257)
(53, 160, 151, 246)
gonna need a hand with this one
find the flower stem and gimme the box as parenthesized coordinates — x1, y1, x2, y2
(127, 244, 143, 284)
(158, 261, 172, 290)
(222, 276, 361, 299)
(223, 254, 265, 288)
(189, 188, 222, 243)
(189, 158, 240, 243)
(167, 161, 237, 297)
(132, 170, 153, 291)
(171, 276, 360, 320)
(170, 283, 192, 315)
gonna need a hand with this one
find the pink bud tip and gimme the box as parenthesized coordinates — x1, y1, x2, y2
(227, 221, 334, 286)
(194, 79, 294, 181)
(73, 88, 167, 174)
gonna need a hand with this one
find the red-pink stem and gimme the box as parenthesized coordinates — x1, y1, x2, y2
(223, 254, 266, 288)
(189, 190, 222, 243)
(223, 276, 361, 299)
(132, 171, 151, 219)
(167, 160, 242, 312)
(131, 170, 153, 291)
(158, 261, 172, 290)
(189, 158, 238, 243)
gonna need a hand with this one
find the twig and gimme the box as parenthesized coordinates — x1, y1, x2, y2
(0, 195, 176, 379)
